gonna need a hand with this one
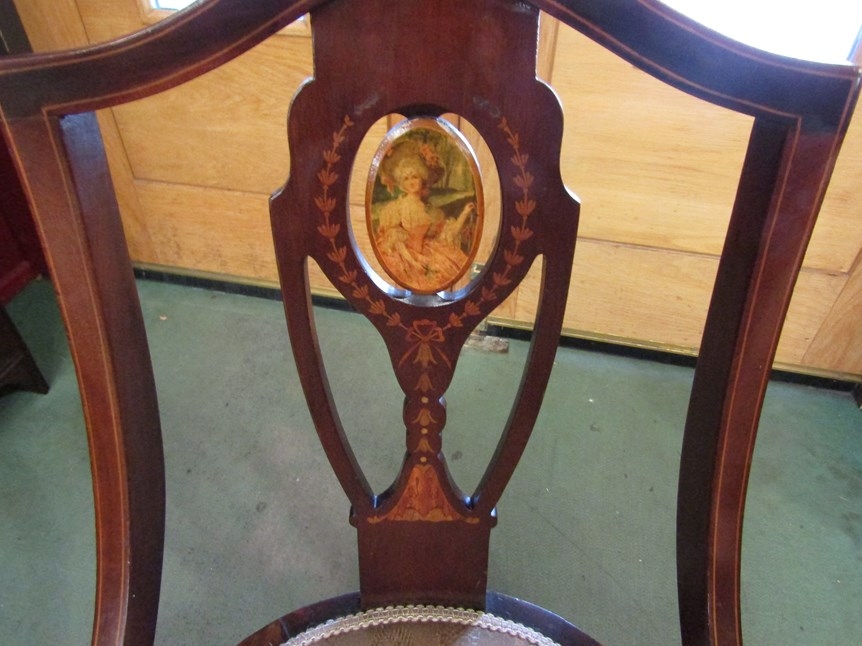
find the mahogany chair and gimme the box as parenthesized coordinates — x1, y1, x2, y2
(0, 1, 858, 644)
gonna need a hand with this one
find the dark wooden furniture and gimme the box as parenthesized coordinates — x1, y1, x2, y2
(0, 135, 48, 396)
(0, 135, 45, 301)
(0, 1, 858, 644)
(0, 0, 47, 396)
(0, 132, 48, 396)
(0, 0, 46, 303)
(0, 302, 48, 395)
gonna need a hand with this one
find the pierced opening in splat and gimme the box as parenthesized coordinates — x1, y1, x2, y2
(348, 114, 500, 300)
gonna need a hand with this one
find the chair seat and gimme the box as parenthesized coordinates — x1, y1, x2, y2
(240, 592, 599, 646)
(281, 605, 560, 645)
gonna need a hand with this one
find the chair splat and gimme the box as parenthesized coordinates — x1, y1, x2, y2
(271, 0, 579, 608)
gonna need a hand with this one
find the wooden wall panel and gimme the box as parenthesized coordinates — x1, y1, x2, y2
(495, 241, 847, 370)
(112, 38, 312, 195)
(77, 0, 142, 43)
(804, 102, 862, 273)
(12, 0, 88, 51)
(133, 181, 278, 282)
(803, 256, 862, 376)
(11, 1, 862, 377)
(551, 24, 752, 259)
(97, 110, 156, 260)
(777, 271, 849, 368)
(551, 24, 862, 276)
(500, 241, 714, 351)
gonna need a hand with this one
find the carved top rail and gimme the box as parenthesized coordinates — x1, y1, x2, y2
(0, 0, 857, 123)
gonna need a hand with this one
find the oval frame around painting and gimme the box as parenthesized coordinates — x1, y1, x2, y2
(366, 117, 484, 295)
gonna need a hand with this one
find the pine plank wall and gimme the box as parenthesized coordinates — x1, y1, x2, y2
(12, 0, 862, 379)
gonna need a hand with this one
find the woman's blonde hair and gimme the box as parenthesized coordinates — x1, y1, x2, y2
(380, 138, 444, 193)
(392, 156, 429, 184)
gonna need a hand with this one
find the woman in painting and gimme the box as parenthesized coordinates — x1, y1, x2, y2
(373, 140, 476, 293)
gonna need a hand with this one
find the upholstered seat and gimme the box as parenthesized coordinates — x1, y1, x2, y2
(280, 606, 559, 646)
(239, 592, 598, 645)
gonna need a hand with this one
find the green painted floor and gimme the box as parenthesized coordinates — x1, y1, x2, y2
(1, 279, 860, 645)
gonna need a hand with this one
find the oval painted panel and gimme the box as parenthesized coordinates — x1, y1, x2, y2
(366, 117, 484, 294)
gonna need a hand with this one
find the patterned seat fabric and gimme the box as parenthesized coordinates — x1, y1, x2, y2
(282, 605, 560, 645)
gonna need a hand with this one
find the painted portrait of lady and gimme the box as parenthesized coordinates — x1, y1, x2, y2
(366, 118, 484, 294)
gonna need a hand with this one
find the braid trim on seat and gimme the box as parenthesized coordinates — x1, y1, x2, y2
(282, 604, 562, 645)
